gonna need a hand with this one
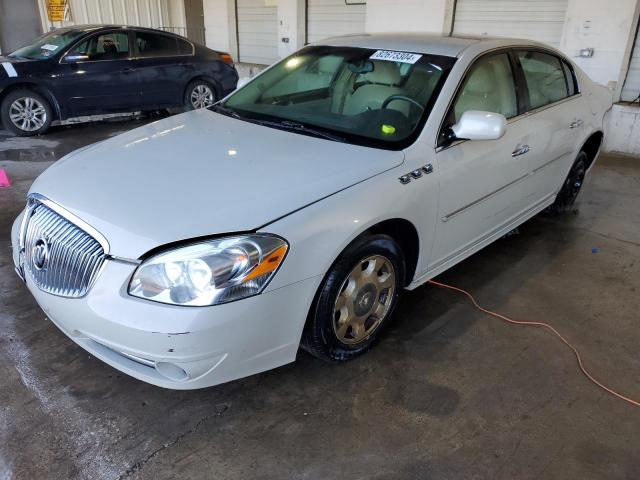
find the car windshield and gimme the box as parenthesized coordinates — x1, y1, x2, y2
(9, 30, 84, 60)
(222, 46, 456, 149)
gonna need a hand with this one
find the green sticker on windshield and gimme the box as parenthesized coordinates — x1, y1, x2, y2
(381, 124, 396, 135)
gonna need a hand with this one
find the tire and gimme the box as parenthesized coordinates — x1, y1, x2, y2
(301, 234, 405, 362)
(184, 79, 217, 110)
(547, 151, 588, 215)
(1, 89, 53, 136)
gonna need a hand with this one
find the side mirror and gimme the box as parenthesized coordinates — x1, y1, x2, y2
(452, 110, 507, 141)
(63, 54, 90, 63)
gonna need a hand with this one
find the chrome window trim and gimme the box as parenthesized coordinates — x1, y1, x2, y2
(435, 95, 583, 154)
(131, 29, 195, 59)
(58, 28, 134, 65)
(26, 193, 110, 254)
(58, 28, 195, 65)
(434, 44, 582, 151)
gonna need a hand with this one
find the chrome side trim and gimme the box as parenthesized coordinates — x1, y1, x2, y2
(413, 191, 557, 285)
(433, 192, 556, 270)
(27, 193, 110, 254)
(440, 151, 566, 222)
(441, 172, 530, 222)
(119, 351, 156, 368)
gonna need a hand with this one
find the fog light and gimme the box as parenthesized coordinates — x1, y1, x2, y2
(155, 361, 189, 381)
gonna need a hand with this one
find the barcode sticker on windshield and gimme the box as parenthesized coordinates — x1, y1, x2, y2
(41, 44, 59, 51)
(370, 50, 422, 64)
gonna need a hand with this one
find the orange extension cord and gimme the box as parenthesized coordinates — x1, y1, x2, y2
(427, 279, 640, 409)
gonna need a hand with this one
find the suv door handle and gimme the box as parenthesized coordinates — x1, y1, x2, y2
(512, 144, 530, 157)
(123, 67, 136, 73)
(569, 119, 584, 129)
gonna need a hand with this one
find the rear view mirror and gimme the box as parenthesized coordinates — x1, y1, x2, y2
(348, 60, 374, 74)
(452, 110, 507, 141)
(63, 54, 90, 63)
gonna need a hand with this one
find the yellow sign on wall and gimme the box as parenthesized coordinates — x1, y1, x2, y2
(46, 0, 68, 22)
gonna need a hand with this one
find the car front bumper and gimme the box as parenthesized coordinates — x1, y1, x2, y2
(11, 213, 320, 390)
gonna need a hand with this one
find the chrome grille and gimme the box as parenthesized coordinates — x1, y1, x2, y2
(23, 201, 106, 298)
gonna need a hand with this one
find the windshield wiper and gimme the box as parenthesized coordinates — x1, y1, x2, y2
(211, 106, 345, 143)
(257, 119, 346, 143)
(210, 104, 243, 119)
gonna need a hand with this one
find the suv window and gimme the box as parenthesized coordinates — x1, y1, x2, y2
(68, 32, 130, 61)
(136, 32, 178, 57)
(517, 51, 569, 109)
(439, 53, 517, 146)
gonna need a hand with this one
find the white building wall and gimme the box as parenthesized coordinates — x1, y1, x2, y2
(276, 0, 303, 59)
(365, 0, 450, 34)
(559, 0, 640, 98)
(202, 0, 238, 58)
(37, 0, 184, 32)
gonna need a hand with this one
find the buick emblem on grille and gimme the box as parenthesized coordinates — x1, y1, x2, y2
(32, 237, 50, 271)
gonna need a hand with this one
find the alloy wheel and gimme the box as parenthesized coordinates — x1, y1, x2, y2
(190, 84, 215, 109)
(9, 96, 47, 132)
(332, 255, 396, 345)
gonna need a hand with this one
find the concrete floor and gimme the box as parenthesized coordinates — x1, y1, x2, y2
(1, 119, 639, 480)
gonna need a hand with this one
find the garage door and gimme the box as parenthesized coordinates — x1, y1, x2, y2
(38, 0, 171, 32)
(237, 0, 279, 65)
(306, 0, 366, 44)
(453, 0, 568, 48)
(621, 30, 640, 102)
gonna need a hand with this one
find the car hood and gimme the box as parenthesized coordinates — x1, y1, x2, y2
(0, 56, 38, 77)
(30, 110, 404, 259)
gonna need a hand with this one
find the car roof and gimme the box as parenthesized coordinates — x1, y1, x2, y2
(54, 24, 187, 38)
(316, 32, 548, 58)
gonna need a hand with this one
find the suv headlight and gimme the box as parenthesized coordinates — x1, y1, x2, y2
(128, 234, 288, 306)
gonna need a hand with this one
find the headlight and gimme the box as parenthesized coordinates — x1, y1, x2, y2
(128, 234, 288, 306)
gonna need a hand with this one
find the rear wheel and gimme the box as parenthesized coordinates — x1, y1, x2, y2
(301, 234, 405, 362)
(547, 151, 587, 214)
(184, 79, 217, 110)
(1, 89, 52, 136)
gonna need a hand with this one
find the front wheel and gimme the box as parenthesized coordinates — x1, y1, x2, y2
(184, 79, 217, 110)
(1, 89, 52, 136)
(547, 151, 587, 214)
(301, 234, 405, 362)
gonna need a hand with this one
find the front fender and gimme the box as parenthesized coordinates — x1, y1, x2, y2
(262, 164, 438, 294)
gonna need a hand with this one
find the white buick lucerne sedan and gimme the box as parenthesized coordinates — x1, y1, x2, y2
(12, 34, 611, 389)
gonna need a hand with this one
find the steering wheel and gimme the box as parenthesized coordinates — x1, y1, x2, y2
(381, 95, 424, 112)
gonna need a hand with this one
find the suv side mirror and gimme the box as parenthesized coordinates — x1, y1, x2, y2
(63, 54, 90, 63)
(452, 110, 507, 141)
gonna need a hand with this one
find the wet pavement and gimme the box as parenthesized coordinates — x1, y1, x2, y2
(1, 121, 639, 479)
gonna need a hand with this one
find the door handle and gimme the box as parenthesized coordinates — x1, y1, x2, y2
(512, 144, 530, 157)
(569, 119, 584, 129)
(123, 67, 136, 73)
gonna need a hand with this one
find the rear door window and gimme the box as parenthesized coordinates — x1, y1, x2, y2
(135, 32, 179, 57)
(517, 51, 569, 109)
(177, 38, 193, 55)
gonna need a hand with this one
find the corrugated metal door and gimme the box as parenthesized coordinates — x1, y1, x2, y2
(621, 29, 640, 102)
(453, 0, 569, 48)
(306, 0, 366, 44)
(38, 0, 171, 32)
(236, 0, 278, 65)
